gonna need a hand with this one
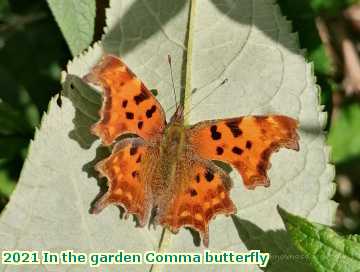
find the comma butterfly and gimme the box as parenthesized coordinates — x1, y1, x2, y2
(84, 54, 299, 247)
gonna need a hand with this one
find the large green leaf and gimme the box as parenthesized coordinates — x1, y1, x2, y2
(0, 1, 336, 271)
(47, 0, 96, 56)
(279, 206, 360, 272)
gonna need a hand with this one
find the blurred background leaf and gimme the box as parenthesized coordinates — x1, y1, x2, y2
(0, 0, 71, 199)
(278, 0, 360, 235)
(47, 0, 96, 56)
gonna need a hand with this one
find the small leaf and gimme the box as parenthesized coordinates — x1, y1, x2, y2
(278, 206, 360, 272)
(47, 0, 96, 56)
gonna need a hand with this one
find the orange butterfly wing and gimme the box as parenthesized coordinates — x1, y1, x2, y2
(157, 156, 236, 247)
(84, 54, 166, 145)
(91, 138, 160, 226)
(187, 116, 299, 189)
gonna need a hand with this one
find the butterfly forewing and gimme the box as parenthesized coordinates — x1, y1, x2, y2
(187, 116, 299, 189)
(84, 54, 166, 145)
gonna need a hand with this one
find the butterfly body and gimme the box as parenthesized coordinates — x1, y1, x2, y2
(84, 54, 300, 247)
(159, 107, 186, 185)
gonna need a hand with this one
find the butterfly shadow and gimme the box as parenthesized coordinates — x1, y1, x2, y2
(62, 74, 134, 221)
(82, 142, 147, 225)
(231, 215, 313, 272)
(62, 74, 102, 150)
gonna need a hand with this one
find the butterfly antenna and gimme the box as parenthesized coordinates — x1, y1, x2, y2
(183, 78, 228, 118)
(168, 55, 178, 108)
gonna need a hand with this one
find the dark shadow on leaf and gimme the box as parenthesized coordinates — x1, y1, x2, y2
(231, 215, 313, 272)
(63, 74, 101, 149)
(82, 145, 110, 180)
(82, 145, 110, 212)
(81, 131, 146, 228)
(102, 0, 187, 55)
(298, 123, 324, 136)
(211, 0, 299, 55)
(84, 144, 142, 227)
(103, 0, 302, 60)
(94, 0, 110, 41)
(103, 0, 189, 109)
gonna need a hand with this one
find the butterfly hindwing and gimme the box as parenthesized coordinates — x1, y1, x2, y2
(157, 155, 236, 247)
(91, 137, 158, 226)
(84, 54, 166, 145)
(187, 115, 299, 189)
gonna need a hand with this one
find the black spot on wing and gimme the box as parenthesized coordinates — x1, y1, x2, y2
(190, 189, 198, 197)
(122, 100, 128, 108)
(195, 174, 200, 183)
(246, 140, 252, 149)
(210, 125, 222, 140)
(216, 146, 224, 155)
(126, 112, 134, 119)
(205, 169, 214, 182)
(137, 121, 144, 129)
(232, 146, 243, 155)
(134, 87, 150, 105)
(130, 146, 138, 155)
(146, 105, 157, 118)
(225, 120, 242, 137)
(132, 171, 138, 178)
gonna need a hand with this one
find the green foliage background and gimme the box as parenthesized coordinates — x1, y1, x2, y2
(0, 0, 70, 206)
(0, 0, 359, 234)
